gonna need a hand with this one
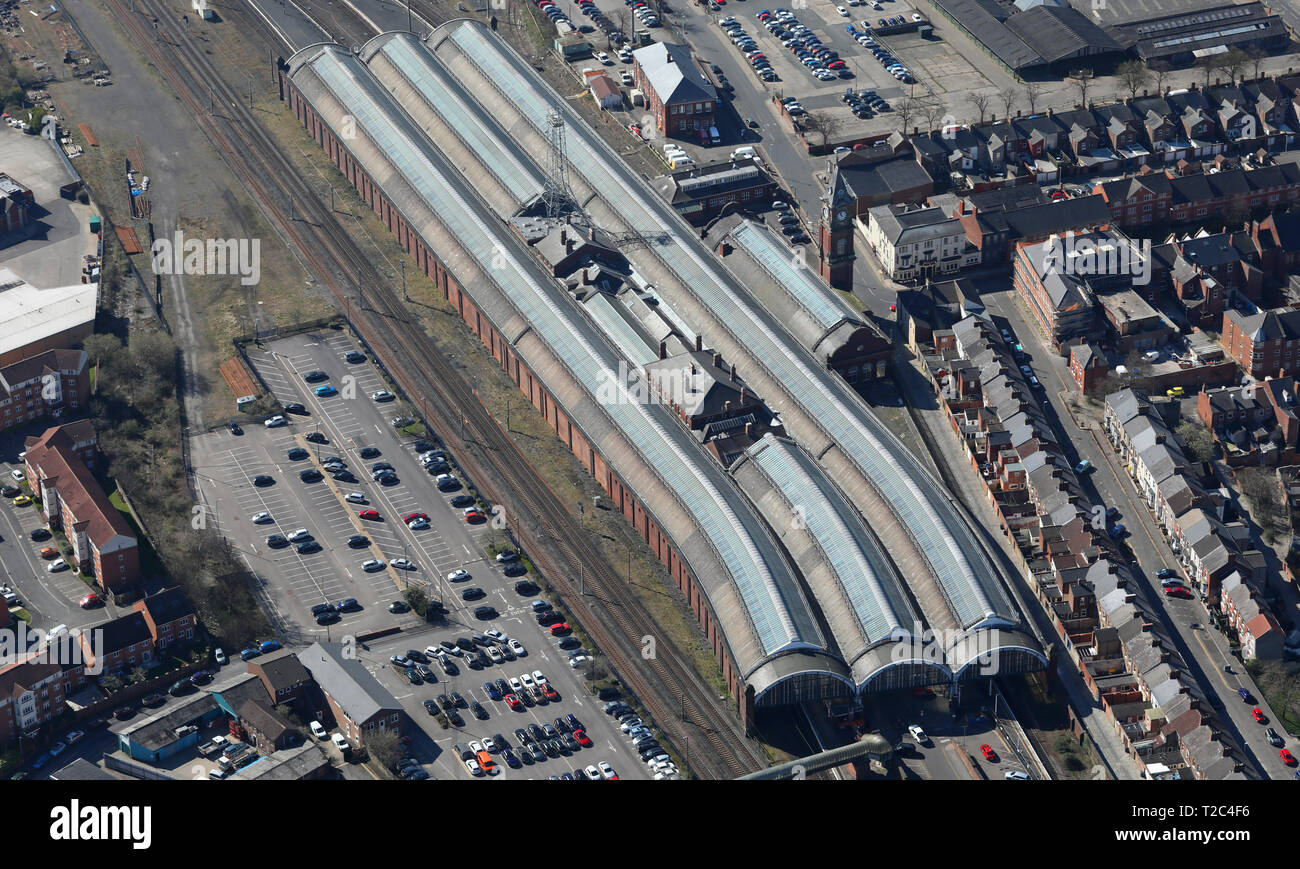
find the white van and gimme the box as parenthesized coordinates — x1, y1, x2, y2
(310, 720, 328, 740)
(730, 146, 756, 160)
(668, 155, 695, 169)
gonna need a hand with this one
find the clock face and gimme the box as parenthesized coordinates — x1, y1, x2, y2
(836, 209, 848, 222)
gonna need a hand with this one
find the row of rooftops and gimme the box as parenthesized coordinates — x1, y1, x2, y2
(930, 326, 1253, 777)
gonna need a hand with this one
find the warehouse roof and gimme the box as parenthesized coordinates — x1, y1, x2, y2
(0, 268, 97, 362)
(1003, 6, 1123, 63)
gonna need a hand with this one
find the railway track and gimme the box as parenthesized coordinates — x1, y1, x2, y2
(108, 0, 765, 777)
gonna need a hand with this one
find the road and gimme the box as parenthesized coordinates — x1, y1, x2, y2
(980, 284, 1297, 780)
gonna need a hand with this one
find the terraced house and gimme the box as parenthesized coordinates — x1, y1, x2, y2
(0, 349, 89, 431)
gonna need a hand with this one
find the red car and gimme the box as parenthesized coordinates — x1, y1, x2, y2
(403, 512, 429, 523)
(544, 685, 560, 702)
(359, 509, 380, 521)
(464, 508, 485, 523)
(1162, 586, 1191, 599)
(1252, 707, 1266, 723)
(79, 593, 101, 608)
(1281, 749, 1296, 766)
(574, 729, 592, 747)
(505, 694, 523, 711)
(979, 744, 997, 761)
(549, 622, 571, 636)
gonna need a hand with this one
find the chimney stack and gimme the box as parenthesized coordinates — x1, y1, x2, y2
(690, 363, 697, 376)
(713, 352, 721, 367)
(560, 228, 568, 245)
(695, 334, 702, 352)
(740, 387, 748, 404)
(659, 341, 667, 360)
(729, 362, 736, 381)
(744, 422, 754, 438)
(724, 400, 731, 413)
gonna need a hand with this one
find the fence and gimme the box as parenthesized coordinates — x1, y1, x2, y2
(103, 753, 176, 781)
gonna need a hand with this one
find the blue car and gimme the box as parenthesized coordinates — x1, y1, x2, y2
(240, 648, 260, 661)
(259, 640, 282, 654)
(1110, 524, 1126, 539)
(502, 748, 522, 768)
(314, 385, 338, 397)
(483, 681, 502, 701)
(32, 753, 51, 769)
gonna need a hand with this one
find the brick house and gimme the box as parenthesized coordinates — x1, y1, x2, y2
(81, 611, 155, 676)
(132, 587, 197, 650)
(248, 649, 312, 707)
(0, 174, 32, 233)
(0, 349, 89, 430)
(297, 642, 404, 749)
(631, 42, 716, 140)
(0, 657, 73, 747)
(1070, 342, 1108, 392)
(1221, 307, 1300, 380)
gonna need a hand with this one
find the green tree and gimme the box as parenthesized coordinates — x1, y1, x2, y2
(365, 728, 403, 772)
(1116, 60, 1152, 100)
(1176, 420, 1215, 462)
(403, 587, 429, 617)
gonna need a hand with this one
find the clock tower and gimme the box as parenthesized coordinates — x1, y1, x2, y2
(818, 168, 856, 290)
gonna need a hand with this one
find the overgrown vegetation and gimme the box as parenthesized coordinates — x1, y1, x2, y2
(1176, 420, 1216, 463)
(1245, 660, 1300, 736)
(1236, 466, 1288, 546)
(83, 330, 271, 648)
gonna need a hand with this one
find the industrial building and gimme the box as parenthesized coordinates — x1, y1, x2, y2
(280, 23, 1046, 727)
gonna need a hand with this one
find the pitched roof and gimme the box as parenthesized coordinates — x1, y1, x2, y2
(632, 42, 715, 105)
(25, 435, 134, 553)
(136, 587, 193, 627)
(97, 612, 153, 654)
(297, 642, 401, 725)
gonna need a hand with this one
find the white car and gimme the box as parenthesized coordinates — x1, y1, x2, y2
(469, 740, 485, 754)
(331, 733, 350, 752)
(406, 518, 429, 530)
(264, 415, 287, 428)
(9, 469, 23, 480)
(311, 721, 328, 739)
(65, 730, 85, 744)
(598, 761, 617, 780)
(532, 670, 548, 686)
(370, 390, 395, 402)
(598, 51, 611, 63)
(908, 724, 929, 744)
(911, 12, 922, 21)
(508, 639, 526, 657)
(569, 656, 591, 668)
(487, 646, 504, 664)
(391, 557, 415, 570)
(214, 648, 228, 666)
(465, 757, 483, 776)
(485, 629, 507, 642)
(447, 569, 470, 582)
(837, 5, 848, 15)
(519, 673, 535, 690)
(287, 528, 311, 542)
(251, 512, 272, 524)
(1004, 770, 1030, 780)
(344, 491, 366, 504)
(585, 764, 602, 779)
(482, 736, 499, 753)
(508, 677, 524, 693)
(47, 559, 68, 573)
(361, 559, 386, 572)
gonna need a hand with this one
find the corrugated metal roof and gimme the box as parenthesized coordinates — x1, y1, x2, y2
(437, 21, 1021, 634)
(288, 42, 836, 669)
(729, 220, 862, 333)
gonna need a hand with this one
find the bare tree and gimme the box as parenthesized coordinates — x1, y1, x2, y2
(1197, 54, 1218, 88)
(804, 110, 843, 150)
(919, 98, 944, 135)
(1150, 60, 1170, 95)
(1247, 46, 1268, 82)
(1217, 47, 1249, 83)
(1021, 81, 1043, 115)
(969, 92, 991, 126)
(998, 86, 1017, 120)
(897, 97, 918, 135)
(1116, 60, 1152, 101)
(1067, 68, 1095, 107)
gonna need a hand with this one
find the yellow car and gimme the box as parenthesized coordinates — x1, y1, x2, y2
(12, 495, 31, 507)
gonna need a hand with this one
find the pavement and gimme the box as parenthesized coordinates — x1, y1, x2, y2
(978, 283, 1297, 779)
